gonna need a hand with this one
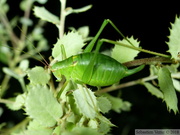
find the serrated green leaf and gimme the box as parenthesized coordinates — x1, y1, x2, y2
(97, 96, 111, 113)
(167, 16, 180, 60)
(27, 66, 50, 85)
(25, 85, 63, 127)
(158, 67, 179, 113)
(97, 113, 115, 127)
(111, 36, 140, 63)
(88, 119, 98, 129)
(52, 125, 62, 135)
(33, 6, 59, 24)
(104, 93, 131, 113)
(150, 65, 158, 76)
(72, 127, 101, 135)
(98, 119, 111, 134)
(144, 82, 164, 99)
(6, 93, 26, 110)
(73, 85, 97, 118)
(62, 127, 101, 135)
(26, 120, 53, 135)
(52, 31, 84, 61)
(173, 79, 180, 92)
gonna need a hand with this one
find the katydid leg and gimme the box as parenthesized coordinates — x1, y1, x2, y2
(82, 40, 103, 83)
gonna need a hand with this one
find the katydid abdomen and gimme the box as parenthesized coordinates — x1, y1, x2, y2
(51, 53, 144, 87)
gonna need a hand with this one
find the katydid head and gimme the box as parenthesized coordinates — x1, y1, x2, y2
(51, 56, 75, 81)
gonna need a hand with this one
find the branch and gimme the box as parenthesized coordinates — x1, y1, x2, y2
(123, 57, 177, 67)
(95, 73, 179, 94)
(59, 0, 67, 38)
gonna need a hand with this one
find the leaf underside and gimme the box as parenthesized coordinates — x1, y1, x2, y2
(158, 67, 178, 114)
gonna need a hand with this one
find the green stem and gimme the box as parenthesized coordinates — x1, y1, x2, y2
(0, 7, 19, 47)
(20, 0, 33, 43)
(59, 0, 67, 38)
(0, 98, 14, 104)
(101, 38, 171, 58)
(95, 76, 155, 94)
(95, 73, 179, 94)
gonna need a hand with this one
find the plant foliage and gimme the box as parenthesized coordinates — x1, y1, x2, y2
(0, 0, 179, 134)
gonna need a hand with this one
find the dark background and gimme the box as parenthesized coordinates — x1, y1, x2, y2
(3, 1, 180, 135)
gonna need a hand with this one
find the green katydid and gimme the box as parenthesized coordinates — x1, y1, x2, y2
(51, 19, 145, 87)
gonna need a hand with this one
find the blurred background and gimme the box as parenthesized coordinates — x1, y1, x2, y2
(1, 1, 180, 135)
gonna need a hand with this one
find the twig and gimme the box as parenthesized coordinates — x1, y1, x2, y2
(123, 57, 176, 67)
(0, 8, 19, 47)
(59, 0, 67, 38)
(95, 73, 179, 94)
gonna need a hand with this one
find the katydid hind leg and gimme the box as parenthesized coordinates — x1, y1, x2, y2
(82, 19, 109, 83)
(82, 19, 139, 84)
(107, 19, 135, 47)
(82, 41, 103, 84)
(84, 19, 109, 53)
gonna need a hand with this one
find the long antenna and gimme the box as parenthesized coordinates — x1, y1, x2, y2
(16, 25, 49, 67)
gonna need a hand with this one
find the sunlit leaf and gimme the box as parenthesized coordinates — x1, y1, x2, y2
(97, 96, 111, 114)
(62, 127, 101, 135)
(166, 15, 180, 60)
(19, 59, 29, 71)
(97, 113, 115, 127)
(88, 119, 98, 129)
(98, 119, 111, 134)
(6, 93, 26, 110)
(72, 127, 101, 135)
(25, 120, 53, 135)
(52, 31, 84, 61)
(104, 93, 131, 113)
(66, 5, 92, 16)
(27, 66, 50, 85)
(33, 6, 59, 24)
(144, 82, 164, 99)
(111, 36, 140, 63)
(73, 85, 97, 118)
(173, 79, 180, 92)
(3, 67, 20, 79)
(25, 85, 63, 127)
